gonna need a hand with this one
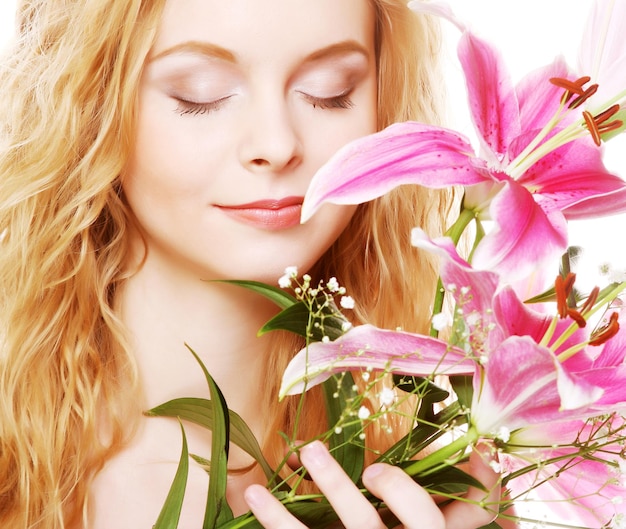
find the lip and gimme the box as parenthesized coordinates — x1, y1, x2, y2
(216, 196, 304, 230)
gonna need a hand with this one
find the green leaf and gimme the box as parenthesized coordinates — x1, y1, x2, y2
(153, 421, 189, 529)
(321, 373, 364, 483)
(146, 397, 276, 484)
(407, 463, 486, 495)
(392, 376, 450, 421)
(186, 346, 234, 529)
(450, 375, 474, 410)
(376, 402, 465, 465)
(211, 279, 297, 310)
(258, 300, 347, 342)
(478, 522, 503, 529)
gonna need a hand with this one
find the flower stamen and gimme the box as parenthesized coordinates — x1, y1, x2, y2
(550, 76, 591, 104)
(568, 83, 598, 109)
(555, 273, 577, 319)
(583, 110, 602, 146)
(589, 312, 620, 346)
(582, 105, 623, 146)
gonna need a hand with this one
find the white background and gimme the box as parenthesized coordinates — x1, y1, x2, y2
(0, 0, 625, 289)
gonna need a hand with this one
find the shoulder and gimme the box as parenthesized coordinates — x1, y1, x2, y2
(88, 417, 210, 529)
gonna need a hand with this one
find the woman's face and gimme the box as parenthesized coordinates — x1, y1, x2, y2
(123, 0, 377, 282)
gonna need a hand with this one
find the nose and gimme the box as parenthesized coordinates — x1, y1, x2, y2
(238, 92, 303, 173)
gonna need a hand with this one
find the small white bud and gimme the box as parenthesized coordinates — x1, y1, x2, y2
(340, 296, 355, 309)
(358, 406, 371, 420)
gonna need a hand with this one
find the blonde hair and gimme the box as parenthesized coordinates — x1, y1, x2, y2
(0, 1, 453, 527)
(0, 1, 166, 527)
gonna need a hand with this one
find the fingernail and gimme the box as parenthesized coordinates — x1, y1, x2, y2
(363, 463, 385, 480)
(300, 440, 329, 469)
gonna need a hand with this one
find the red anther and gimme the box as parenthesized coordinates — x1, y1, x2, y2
(598, 119, 624, 134)
(569, 84, 599, 109)
(594, 104, 621, 125)
(589, 312, 620, 346)
(555, 273, 576, 318)
(567, 308, 587, 328)
(549, 76, 590, 95)
(580, 286, 600, 315)
(583, 110, 602, 146)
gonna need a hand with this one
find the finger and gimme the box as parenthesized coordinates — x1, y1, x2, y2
(362, 463, 445, 529)
(244, 484, 307, 529)
(299, 440, 385, 529)
(442, 442, 501, 529)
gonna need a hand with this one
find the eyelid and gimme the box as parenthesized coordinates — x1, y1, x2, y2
(173, 94, 234, 116)
(296, 89, 355, 110)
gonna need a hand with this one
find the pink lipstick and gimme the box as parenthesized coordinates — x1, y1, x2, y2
(216, 196, 304, 230)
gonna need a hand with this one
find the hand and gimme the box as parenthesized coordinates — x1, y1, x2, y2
(243, 440, 500, 529)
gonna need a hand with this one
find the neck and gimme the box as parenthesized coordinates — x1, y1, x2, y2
(118, 254, 280, 430)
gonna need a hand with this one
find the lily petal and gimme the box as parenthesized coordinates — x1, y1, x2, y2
(407, 1, 467, 33)
(471, 336, 563, 434)
(458, 31, 520, 159)
(279, 324, 474, 397)
(578, 0, 626, 106)
(301, 122, 485, 222)
(516, 58, 574, 133)
(561, 185, 626, 219)
(515, 137, 626, 214)
(504, 451, 626, 528)
(471, 181, 568, 281)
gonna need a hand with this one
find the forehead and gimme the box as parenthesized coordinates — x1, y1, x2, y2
(151, 0, 376, 65)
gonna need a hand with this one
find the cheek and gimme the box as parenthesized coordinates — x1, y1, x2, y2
(302, 204, 358, 264)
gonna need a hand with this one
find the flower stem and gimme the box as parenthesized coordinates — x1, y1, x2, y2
(430, 208, 476, 337)
(403, 426, 479, 477)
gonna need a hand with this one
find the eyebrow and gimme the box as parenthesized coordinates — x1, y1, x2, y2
(148, 39, 370, 65)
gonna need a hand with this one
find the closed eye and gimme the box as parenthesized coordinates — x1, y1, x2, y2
(297, 90, 354, 110)
(174, 95, 234, 116)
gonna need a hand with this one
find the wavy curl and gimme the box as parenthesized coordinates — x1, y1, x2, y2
(0, 0, 166, 527)
(0, 1, 456, 527)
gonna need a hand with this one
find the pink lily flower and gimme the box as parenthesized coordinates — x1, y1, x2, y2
(411, 229, 626, 432)
(301, 3, 626, 282)
(278, 323, 474, 398)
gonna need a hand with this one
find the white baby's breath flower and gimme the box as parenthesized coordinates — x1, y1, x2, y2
(278, 275, 292, 288)
(496, 426, 511, 443)
(327, 277, 340, 292)
(340, 296, 355, 309)
(380, 387, 396, 407)
(358, 406, 371, 420)
(431, 312, 452, 331)
(341, 321, 353, 332)
(284, 265, 298, 278)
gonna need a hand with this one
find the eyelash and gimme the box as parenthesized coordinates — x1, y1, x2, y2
(300, 92, 354, 110)
(174, 96, 232, 116)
